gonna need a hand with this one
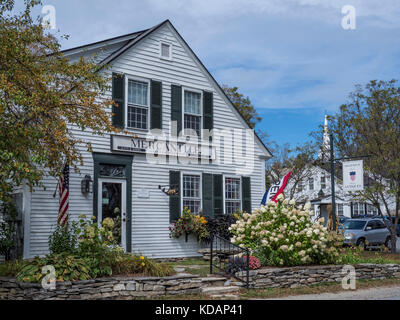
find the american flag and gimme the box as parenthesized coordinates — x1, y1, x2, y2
(58, 164, 69, 226)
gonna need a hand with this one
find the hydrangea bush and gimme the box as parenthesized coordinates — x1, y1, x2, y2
(229, 194, 343, 267)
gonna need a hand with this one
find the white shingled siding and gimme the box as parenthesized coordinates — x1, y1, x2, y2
(26, 22, 269, 259)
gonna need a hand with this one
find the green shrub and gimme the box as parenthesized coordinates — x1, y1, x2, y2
(74, 215, 117, 278)
(110, 253, 174, 277)
(16, 253, 92, 283)
(0, 259, 29, 277)
(14, 214, 174, 283)
(48, 222, 78, 255)
(230, 195, 344, 267)
(202, 213, 237, 242)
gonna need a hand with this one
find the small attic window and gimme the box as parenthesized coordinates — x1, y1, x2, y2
(160, 42, 171, 60)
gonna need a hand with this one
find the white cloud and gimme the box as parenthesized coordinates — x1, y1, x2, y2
(44, 0, 400, 114)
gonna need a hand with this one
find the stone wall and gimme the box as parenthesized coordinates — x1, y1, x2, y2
(0, 274, 204, 300)
(240, 264, 400, 289)
(2, 264, 400, 299)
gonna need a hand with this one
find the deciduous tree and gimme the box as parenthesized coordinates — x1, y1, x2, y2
(0, 0, 116, 201)
(330, 79, 400, 252)
(222, 85, 261, 129)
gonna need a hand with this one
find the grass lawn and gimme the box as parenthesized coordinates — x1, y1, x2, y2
(358, 251, 400, 263)
(340, 249, 400, 264)
(163, 258, 211, 277)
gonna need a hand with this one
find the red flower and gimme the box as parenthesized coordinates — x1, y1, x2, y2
(243, 256, 261, 270)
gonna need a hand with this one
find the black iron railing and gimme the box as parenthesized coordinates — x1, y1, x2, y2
(209, 234, 250, 288)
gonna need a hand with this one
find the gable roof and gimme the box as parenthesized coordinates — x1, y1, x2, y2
(60, 29, 149, 56)
(62, 20, 272, 158)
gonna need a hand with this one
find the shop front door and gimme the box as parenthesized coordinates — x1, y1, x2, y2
(97, 178, 127, 251)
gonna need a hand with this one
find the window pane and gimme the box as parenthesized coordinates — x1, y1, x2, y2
(321, 176, 326, 189)
(308, 178, 314, 190)
(225, 178, 241, 200)
(297, 180, 303, 192)
(161, 43, 170, 58)
(183, 175, 200, 198)
(184, 91, 201, 115)
(99, 164, 125, 177)
(128, 80, 148, 106)
(128, 106, 148, 129)
(225, 178, 241, 215)
(226, 201, 241, 215)
(182, 175, 201, 215)
(359, 203, 365, 215)
(184, 114, 201, 137)
(183, 200, 201, 215)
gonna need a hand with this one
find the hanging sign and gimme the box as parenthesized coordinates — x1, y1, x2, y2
(343, 160, 364, 191)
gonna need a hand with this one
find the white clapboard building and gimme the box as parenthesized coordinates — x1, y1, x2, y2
(9, 20, 272, 259)
(289, 116, 393, 225)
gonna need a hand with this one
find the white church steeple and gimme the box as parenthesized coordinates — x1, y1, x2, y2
(318, 115, 330, 161)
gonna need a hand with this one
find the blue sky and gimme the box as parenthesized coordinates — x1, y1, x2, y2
(26, 0, 400, 147)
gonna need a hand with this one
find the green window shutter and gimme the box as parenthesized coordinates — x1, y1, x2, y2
(242, 177, 251, 213)
(112, 73, 125, 128)
(203, 91, 213, 131)
(202, 173, 213, 217)
(171, 85, 182, 135)
(169, 171, 181, 223)
(213, 174, 223, 217)
(151, 80, 162, 129)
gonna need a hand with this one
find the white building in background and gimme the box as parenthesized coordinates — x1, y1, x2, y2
(290, 116, 390, 226)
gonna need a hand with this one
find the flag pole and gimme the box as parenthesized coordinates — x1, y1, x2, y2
(53, 180, 59, 198)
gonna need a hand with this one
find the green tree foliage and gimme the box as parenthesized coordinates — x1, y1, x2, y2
(222, 85, 261, 129)
(330, 79, 400, 252)
(0, 0, 116, 202)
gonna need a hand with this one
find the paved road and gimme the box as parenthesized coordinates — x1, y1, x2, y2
(268, 285, 400, 300)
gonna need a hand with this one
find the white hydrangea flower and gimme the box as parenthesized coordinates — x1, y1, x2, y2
(304, 202, 311, 210)
(280, 245, 289, 251)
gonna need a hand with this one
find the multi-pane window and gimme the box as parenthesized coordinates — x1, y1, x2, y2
(308, 178, 314, 191)
(127, 79, 149, 129)
(367, 204, 378, 216)
(321, 175, 326, 189)
(353, 202, 365, 216)
(225, 177, 241, 215)
(182, 174, 201, 214)
(184, 90, 202, 137)
(337, 203, 344, 216)
(297, 180, 304, 192)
